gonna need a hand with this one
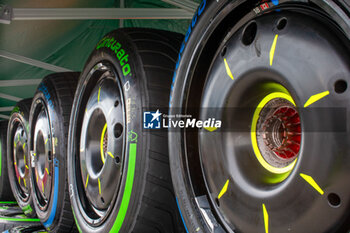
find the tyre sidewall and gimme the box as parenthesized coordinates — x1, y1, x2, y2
(68, 29, 148, 232)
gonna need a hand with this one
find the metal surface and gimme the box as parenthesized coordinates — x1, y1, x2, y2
(2, 7, 193, 21)
(0, 92, 22, 102)
(0, 50, 72, 72)
(0, 79, 42, 87)
(162, 0, 198, 13)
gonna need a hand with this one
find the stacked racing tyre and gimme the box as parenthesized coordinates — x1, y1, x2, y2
(29, 73, 79, 232)
(68, 28, 185, 233)
(0, 202, 41, 232)
(7, 99, 35, 217)
(169, 1, 350, 233)
(0, 121, 14, 202)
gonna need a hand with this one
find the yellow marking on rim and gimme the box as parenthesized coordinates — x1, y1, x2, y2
(100, 124, 108, 164)
(300, 173, 324, 195)
(98, 178, 101, 195)
(224, 58, 234, 80)
(22, 143, 26, 150)
(204, 127, 217, 132)
(218, 179, 229, 199)
(45, 138, 48, 145)
(251, 92, 297, 174)
(304, 91, 329, 108)
(270, 34, 279, 66)
(85, 174, 89, 189)
(107, 152, 115, 159)
(262, 204, 269, 233)
(45, 168, 49, 175)
(98, 86, 102, 103)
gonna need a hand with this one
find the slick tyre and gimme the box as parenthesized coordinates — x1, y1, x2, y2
(68, 28, 185, 233)
(0, 120, 14, 202)
(29, 73, 79, 232)
(7, 99, 34, 216)
(169, 1, 350, 233)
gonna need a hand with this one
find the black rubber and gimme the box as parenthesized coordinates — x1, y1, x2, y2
(68, 28, 185, 233)
(168, 0, 350, 233)
(3, 224, 46, 233)
(0, 120, 14, 201)
(0, 202, 41, 231)
(29, 73, 79, 232)
(7, 99, 34, 217)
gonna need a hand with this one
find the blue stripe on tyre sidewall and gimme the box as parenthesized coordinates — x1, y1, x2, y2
(43, 158, 59, 228)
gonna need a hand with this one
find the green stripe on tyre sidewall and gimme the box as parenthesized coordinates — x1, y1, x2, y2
(74, 143, 137, 232)
(110, 143, 137, 232)
(0, 217, 40, 222)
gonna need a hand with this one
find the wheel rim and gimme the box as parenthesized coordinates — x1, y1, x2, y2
(12, 121, 30, 199)
(176, 3, 350, 232)
(32, 102, 53, 210)
(73, 62, 125, 225)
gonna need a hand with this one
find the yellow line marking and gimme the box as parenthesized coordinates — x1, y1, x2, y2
(18, 177, 21, 184)
(36, 174, 39, 183)
(100, 124, 108, 164)
(98, 86, 101, 103)
(85, 174, 89, 189)
(24, 155, 26, 165)
(22, 143, 26, 150)
(14, 142, 16, 148)
(262, 204, 269, 233)
(270, 34, 279, 66)
(45, 138, 48, 145)
(204, 127, 217, 132)
(107, 152, 115, 159)
(304, 91, 329, 108)
(224, 58, 234, 80)
(42, 181, 44, 192)
(45, 168, 49, 175)
(14, 162, 16, 165)
(300, 173, 324, 195)
(24, 179, 27, 188)
(25, 165, 29, 169)
(98, 178, 101, 195)
(218, 179, 229, 199)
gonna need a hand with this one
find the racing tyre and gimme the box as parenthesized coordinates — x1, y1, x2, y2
(7, 99, 34, 216)
(169, 1, 350, 233)
(0, 201, 41, 231)
(0, 121, 14, 201)
(68, 28, 185, 233)
(29, 73, 79, 232)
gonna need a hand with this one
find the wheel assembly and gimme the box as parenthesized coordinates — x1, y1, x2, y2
(169, 1, 350, 233)
(68, 28, 185, 233)
(29, 72, 79, 232)
(0, 120, 15, 202)
(7, 99, 34, 217)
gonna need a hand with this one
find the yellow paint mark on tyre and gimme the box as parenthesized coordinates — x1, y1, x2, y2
(45, 138, 48, 145)
(24, 178, 27, 188)
(100, 124, 108, 164)
(224, 58, 234, 80)
(25, 165, 29, 169)
(22, 143, 26, 150)
(304, 91, 329, 108)
(46, 168, 49, 175)
(270, 34, 279, 66)
(262, 204, 269, 233)
(300, 173, 324, 195)
(98, 178, 101, 195)
(42, 181, 44, 192)
(204, 127, 217, 132)
(218, 179, 229, 199)
(98, 86, 102, 103)
(85, 174, 89, 189)
(107, 152, 115, 159)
